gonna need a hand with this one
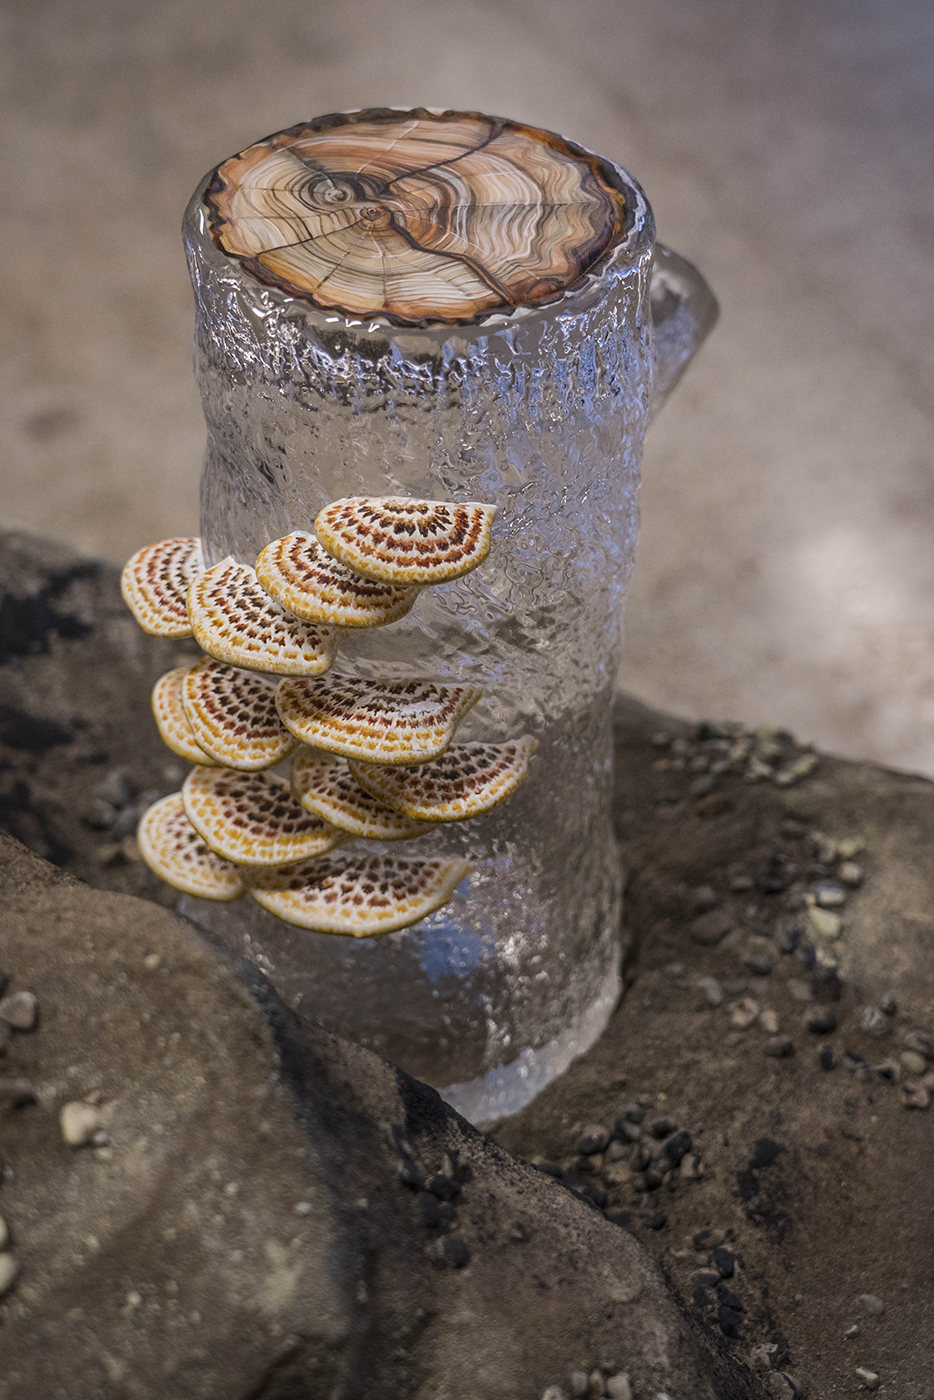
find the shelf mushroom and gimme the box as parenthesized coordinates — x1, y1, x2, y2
(120, 536, 203, 637)
(314, 498, 496, 585)
(247, 851, 472, 936)
(276, 674, 482, 765)
(181, 657, 297, 770)
(137, 793, 245, 901)
(151, 667, 220, 767)
(181, 767, 348, 867)
(291, 749, 434, 842)
(256, 531, 418, 627)
(350, 737, 538, 821)
(187, 557, 337, 675)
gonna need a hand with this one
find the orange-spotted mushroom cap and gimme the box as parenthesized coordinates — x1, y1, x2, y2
(350, 736, 538, 821)
(314, 498, 495, 586)
(255, 531, 418, 628)
(276, 674, 482, 765)
(290, 748, 434, 841)
(121, 537, 203, 637)
(187, 557, 338, 675)
(247, 851, 472, 937)
(182, 766, 348, 867)
(137, 793, 245, 901)
(181, 657, 297, 771)
(151, 667, 220, 767)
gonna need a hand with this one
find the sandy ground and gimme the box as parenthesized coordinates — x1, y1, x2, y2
(2, 0, 934, 773)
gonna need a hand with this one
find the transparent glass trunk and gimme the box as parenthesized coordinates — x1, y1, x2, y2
(178, 153, 713, 1123)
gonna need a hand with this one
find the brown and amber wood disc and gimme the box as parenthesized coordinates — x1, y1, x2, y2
(204, 108, 628, 326)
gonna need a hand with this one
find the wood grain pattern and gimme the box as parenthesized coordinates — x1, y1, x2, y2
(205, 108, 628, 325)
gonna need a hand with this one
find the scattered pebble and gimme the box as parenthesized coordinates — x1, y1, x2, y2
(855, 1368, 880, 1391)
(0, 1253, 18, 1297)
(712, 1245, 735, 1278)
(763, 1035, 794, 1058)
(649, 1117, 679, 1140)
(692, 885, 719, 911)
(60, 1101, 104, 1147)
(691, 908, 735, 947)
(680, 1154, 704, 1179)
(0, 992, 38, 1031)
(811, 881, 846, 908)
(576, 1125, 610, 1155)
(729, 998, 760, 1030)
(819, 1046, 835, 1070)
(605, 1376, 632, 1400)
(569, 1374, 588, 1399)
(697, 976, 723, 1007)
(0, 1078, 36, 1111)
(787, 978, 812, 1003)
(541, 1389, 567, 1400)
(759, 1008, 780, 1034)
(838, 861, 863, 887)
(844, 1324, 860, 1339)
(437, 1235, 470, 1268)
(901, 1082, 930, 1110)
(837, 837, 864, 859)
(859, 1006, 889, 1036)
(765, 1375, 798, 1399)
(900, 1050, 927, 1075)
(807, 906, 842, 940)
(805, 1008, 837, 1035)
(858, 1293, 884, 1315)
(902, 1029, 934, 1059)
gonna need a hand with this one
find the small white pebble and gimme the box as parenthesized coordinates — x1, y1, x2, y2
(125, 1290, 142, 1309)
(807, 906, 842, 941)
(858, 1293, 884, 1315)
(759, 1009, 780, 1034)
(837, 837, 864, 859)
(606, 1375, 632, 1400)
(729, 997, 760, 1030)
(143, 953, 161, 970)
(838, 861, 863, 887)
(60, 1101, 104, 1147)
(697, 975, 723, 1006)
(855, 1368, 880, 1391)
(0, 1253, 19, 1296)
(223, 1182, 239, 1196)
(293, 1201, 313, 1216)
(0, 992, 38, 1031)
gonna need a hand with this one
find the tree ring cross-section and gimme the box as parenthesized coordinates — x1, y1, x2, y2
(204, 108, 630, 326)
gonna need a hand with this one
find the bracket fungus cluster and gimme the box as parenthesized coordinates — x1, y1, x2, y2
(121, 496, 537, 937)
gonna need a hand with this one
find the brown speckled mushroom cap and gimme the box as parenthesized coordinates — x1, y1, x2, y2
(137, 793, 245, 901)
(151, 667, 220, 768)
(187, 557, 338, 676)
(315, 498, 495, 586)
(255, 531, 418, 628)
(181, 766, 347, 867)
(204, 110, 628, 327)
(247, 850, 472, 936)
(181, 657, 297, 771)
(290, 748, 434, 842)
(350, 736, 537, 822)
(276, 674, 482, 765)
(121, 537, 203, 638)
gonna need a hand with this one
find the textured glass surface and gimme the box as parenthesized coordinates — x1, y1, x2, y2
(178, 147, 706, 1122)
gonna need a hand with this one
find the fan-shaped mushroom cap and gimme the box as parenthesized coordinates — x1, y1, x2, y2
(290, 748, 434, 841)
(350, 736, 538, 821)
(137, 793, 245, 901)
(247, 851, 472, 936)
(204, 110, 627, 327)
(276, 674, 482, 765)
(182, 766, 347, 867)
(255, 531, 418, 628)
(120, 537, 203, 637)
(151, 667, 220, 767)
(315, 498, 495, 586)
(187, 558, 337, 676)
(181, 657, 297, 771)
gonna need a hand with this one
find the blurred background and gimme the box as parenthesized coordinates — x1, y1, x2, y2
(2, 0, 934, 773)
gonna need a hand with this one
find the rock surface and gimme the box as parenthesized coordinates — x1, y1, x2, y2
(0, 833, 752, 1399)
(4, 529, 934, 1397)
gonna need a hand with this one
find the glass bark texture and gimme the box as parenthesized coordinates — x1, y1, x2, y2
(178, 111, 711, 1122)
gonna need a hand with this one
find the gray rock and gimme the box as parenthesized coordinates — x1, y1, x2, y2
(0, 832, 754, 1400)
(690, 908, 735, 946)
(858, 1294, 884, 1315)
(605, 1376, 632, 1400)
(854, 1368, 880, 1390)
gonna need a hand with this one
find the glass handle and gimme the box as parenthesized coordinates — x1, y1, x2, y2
(649, 244, 719, 418)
